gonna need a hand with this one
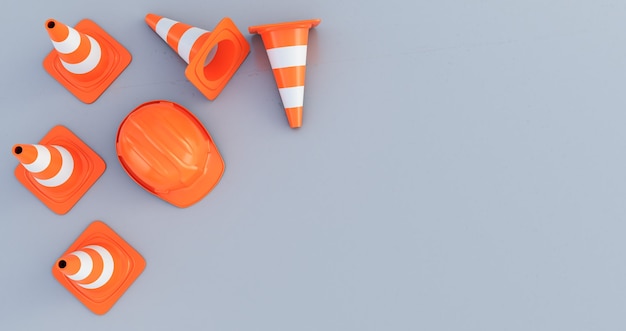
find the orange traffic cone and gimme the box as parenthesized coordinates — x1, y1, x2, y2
(52, 221, 145, 315)
(249, 19, 321, 128)
(145, 14, 250, 100)
(12, 125, 105, 215)
(43, 18, 131, 104)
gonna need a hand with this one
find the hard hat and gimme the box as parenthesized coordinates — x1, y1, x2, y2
(116, 100, 224, 207)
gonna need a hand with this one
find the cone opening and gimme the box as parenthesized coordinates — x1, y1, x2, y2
(14, 146, 22, 154)
(203, 40, 236, 81)
(203, 46, 218, 67)
(47, 20, 55, 29)
(58, 260, 67, 269)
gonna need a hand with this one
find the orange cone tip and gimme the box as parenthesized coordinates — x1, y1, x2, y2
(43, 18, 131, 103)
(249, 19, 321, 128)
(52, 221, 145, 315)
(145, 14, 250, 100)
(12, 126, 106, 215)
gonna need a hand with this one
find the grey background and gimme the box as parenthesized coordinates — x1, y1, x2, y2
(2, 0, 626, 330)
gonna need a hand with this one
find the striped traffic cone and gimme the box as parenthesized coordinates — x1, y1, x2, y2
(12, 126, 105, 215)
(52, 221, 145, 315)
(145, 14, 250, 100)
(249, 19, 321, 128)
(43, 18, 131, 104)
(13, 144, 80, 188)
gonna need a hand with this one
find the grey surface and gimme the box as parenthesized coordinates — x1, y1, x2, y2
(2, 0, 626, 330)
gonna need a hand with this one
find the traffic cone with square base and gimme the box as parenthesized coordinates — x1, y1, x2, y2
(145, 14, 250, 100)
(249, 19, 321, 128)
(43, 18, 131, 104)
(52, 221, 145, 315)
(12, 125, 105, 215)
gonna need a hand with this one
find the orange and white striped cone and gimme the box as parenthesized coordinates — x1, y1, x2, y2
(13, 144, 80, 189)
(249, 19, 321, 128)
(52, 221, 145, 315)
(145, 14, 250, 100)
(12, 126, 105, 215)
(57, 245, 116, 291)
(43, 19, 131, 104)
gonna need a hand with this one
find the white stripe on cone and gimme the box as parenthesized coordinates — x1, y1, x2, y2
(52, 27, 81, 54)
(22, 145, 51, 173)
(79, 245, 115, 290)
(155, 18, 178, 43)
(34, 146, 75, 188)
(152, 17, 212, 64)
(278, 86, 305, 108)
(67, 251, 93, 281)
(65, 245, 115, 290)
(178, 27, 208, 63)
(266, 45, 308, 69)
(59, 36, 102, 75)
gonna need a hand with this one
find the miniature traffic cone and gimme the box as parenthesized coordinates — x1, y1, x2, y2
(249, 19, 321, 128)
(145, 14, 250, 100)
(12, 126, 105, 215)
(52, 221, 145, 315)
(43, 18, 131, 104)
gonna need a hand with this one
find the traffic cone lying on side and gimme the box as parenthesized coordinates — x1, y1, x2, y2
(249, 19, 321, 128)
(145, 14, 250, 100)
(43, 18, 131, 103)
(12, 126, 105, 215)
(52, 221, 145, 315)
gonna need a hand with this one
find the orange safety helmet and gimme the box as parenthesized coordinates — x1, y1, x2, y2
(116, 100, 224, 207)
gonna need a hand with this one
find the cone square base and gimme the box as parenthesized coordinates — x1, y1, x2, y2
(52, 221, 146, 315)
(14, 125, 106, 215)
(43, 19, 131, 104)
(185, 17, 250, 100)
